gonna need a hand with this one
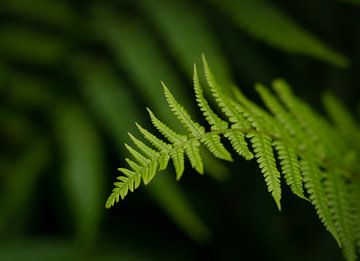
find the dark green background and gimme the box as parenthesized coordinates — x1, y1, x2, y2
(0, 0, 359, 260)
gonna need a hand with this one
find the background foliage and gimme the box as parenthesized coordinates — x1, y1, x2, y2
(0, 0, 359, 260)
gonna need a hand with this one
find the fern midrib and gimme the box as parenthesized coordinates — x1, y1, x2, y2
(122, 127, 359, 186)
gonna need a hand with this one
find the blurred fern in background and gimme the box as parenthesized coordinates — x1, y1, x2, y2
(0, 0, 359, 260)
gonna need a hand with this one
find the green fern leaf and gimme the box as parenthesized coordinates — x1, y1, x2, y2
(118, 168, 141, 193)
(230, 86, 283, 209)
(75, 55, 211, 243)
(162, 82, 205, 138)
(125, 144, 150, 167)
(273, 141, 306, 199)
(106, 166, 141, 207)
(171, 146, 185, 180)
(193, 65, 233, 161)
(135, 123, 172, 152)
(106, 58, 360, 260)
(202, 56, 250, 129)
(249, 134, 282, 210)
(200, 133, 232, 162)
(193, 64, 227, 130)
(231, 88, 273, 133)
(184, 140, 204, 174)
(223, 131, 253, 161)
(274, 80, 348, 168)
(301, 159, 340, 244)
(273, 79, 329, 157)
(325, 171, 356, 261)
(135, 123, 172, 170)
(147, 108, 186, 145)
(202, 56, 254, 160)
(124, 159, 142, 178)
(128, 133, 160, 159)
(255, 83, 304, 139)
(124, 143, 158, 185)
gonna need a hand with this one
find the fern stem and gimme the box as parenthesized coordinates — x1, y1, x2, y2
(122, 126, 359, 188)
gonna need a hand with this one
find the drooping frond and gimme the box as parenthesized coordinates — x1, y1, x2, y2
(300, 159, 339, 244)
(325, 171, 356, 261)
(255, 84, 306, 199)
(209, 0, 348, 67)
(106, 57, 360, 261)
(76, 57, 210, 242)
(272, 79, 344, 161)
(249, 133, 282, 210)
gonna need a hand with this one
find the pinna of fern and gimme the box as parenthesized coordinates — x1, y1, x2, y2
(106, 56, 360, 261)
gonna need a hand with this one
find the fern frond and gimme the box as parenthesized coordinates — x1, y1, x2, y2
(325, 171, 356, 261)
(71, 55, 212, 242)
(232, 87, 280, 137)
(273, 141, 305, 199)
(210, 0, 349, 67)
(273, 79, 341, 159)
(202, 55, 254, 160)
(184, 140, 204, 174)
(194, 65, 233, 162)
(230, 86, 283, 208)
(135, 123, 172, 151)
(255, 83, 305, 139)
(119, 168, 141, 192)
(193, 64, 228, 130)
(273, 80, 347, 166)
(92, 8, 230, 183)
(128, 133, 160, 159)
(249, 133, 282, 210)
(162, 82, 205, 138)
(125, 144, 150, 167)
(106, 58, 360, 260)
(106, 166, 142, 207)
(135, 123, 171, 170)
(147, 108, 186, 145)
(301, 159, 340, 244)
(170, 146, 185, 180)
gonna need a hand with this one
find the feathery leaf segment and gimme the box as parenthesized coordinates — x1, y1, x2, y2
(106, 56, 360, 261)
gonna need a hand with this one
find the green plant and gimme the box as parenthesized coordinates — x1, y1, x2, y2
(106, 56, 360, 261)
(0, 0, 358, 259)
